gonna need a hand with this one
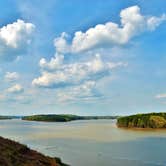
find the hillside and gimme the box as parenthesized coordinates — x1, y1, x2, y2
(0, 136, 68, 166)
(117, 113, 166, 128)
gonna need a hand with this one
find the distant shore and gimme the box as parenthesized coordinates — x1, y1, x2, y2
(117, 113, 166, 129)
(0, 136, 68, 166)
(0, 116, 12, 120)
(22, 114, 118, 122)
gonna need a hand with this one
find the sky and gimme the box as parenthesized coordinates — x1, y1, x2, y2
(0, 0, 166, 116)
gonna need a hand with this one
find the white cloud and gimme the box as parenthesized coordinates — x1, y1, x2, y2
(54, 6, 166, 53)
(7, 84, 24, 94)
(54, 32, 71, 54)
(56, 81, 96, 103)
(39, 53, 64, 71)
(0, 19, 35, 61)
(32, 53, 127, 88)
(147, 14, 166, 30)
(155, 94, 166, 99)
(5, 72, 20, 82)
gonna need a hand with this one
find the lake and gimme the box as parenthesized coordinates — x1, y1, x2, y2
(0, 119, 166, 166)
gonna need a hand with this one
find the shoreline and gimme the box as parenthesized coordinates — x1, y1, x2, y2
(117, 125, 166, 131)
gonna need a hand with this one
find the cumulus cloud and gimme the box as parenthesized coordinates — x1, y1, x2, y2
(56, 81, 99, 103)
(39, 53, 64, 71)
(147, 15, 166, 30)
(32, 53, 127, 88)
(33, 5, 166, 103)
(7, 84, 24, 94)
(5, 72, 20, 82)
(54, 6, 166, 53)
(54, 32, 71, 54)
(0, 19, 35, 61)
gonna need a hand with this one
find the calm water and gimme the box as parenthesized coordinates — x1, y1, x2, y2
(0, 119, 166, 166)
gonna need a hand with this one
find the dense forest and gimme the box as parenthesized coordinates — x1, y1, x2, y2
(117, 113, 166, 128)
(22, 114, 117, 122)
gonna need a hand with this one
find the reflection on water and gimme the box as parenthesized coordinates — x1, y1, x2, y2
(0, 119, 166, 166)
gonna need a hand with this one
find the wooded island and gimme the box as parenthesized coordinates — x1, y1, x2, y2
(22, 114, 117, 122)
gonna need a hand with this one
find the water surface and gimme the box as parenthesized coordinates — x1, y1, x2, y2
(0, 119, 166, 166)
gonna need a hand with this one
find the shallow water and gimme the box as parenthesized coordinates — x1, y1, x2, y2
(0, 119, 166, 166)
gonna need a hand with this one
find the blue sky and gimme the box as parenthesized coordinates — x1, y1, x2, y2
(0, 0, 166, 115)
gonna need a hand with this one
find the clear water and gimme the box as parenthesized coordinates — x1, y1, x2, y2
(0, 119, 166, 166)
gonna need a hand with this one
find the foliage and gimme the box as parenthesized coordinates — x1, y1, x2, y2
(117, 113, 166, 128)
